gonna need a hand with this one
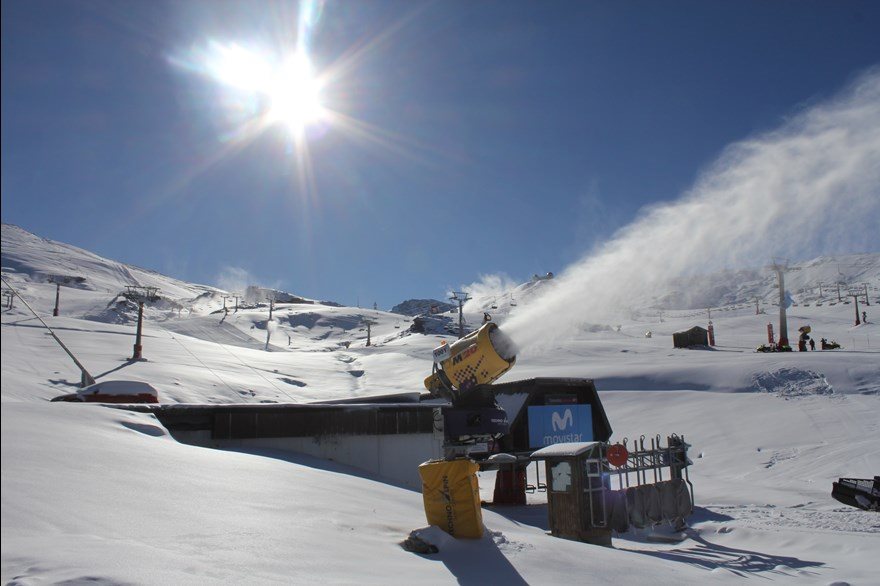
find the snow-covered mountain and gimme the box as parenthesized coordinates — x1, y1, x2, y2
(2, 223, 879, 584)
(651, 255, 880, 310)
(455, 256, 880, 321)
(1, 223, 223, 302)
(390, 298, 456, 317)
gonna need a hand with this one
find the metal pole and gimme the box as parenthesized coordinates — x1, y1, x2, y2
(53, 283, 61, 317)
(458, 299, 464, 338)
(864, 283, 871, 306)
(1, 276, 95, 386)
(853, 295, 861, 326)
(449, 292, 471, 338)
(776, 267, 789, 348)
(132, 301, 144, 360)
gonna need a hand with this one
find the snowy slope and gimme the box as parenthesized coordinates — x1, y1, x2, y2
(2, 224, 879, 585)
(1, 223, 224, 304)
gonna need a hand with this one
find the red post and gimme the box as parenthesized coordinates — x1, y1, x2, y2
(493, 464, 527, 505)
(132, 301, 144, 360)
(767, 323, 774, 345)
(708, 321, 715, 346)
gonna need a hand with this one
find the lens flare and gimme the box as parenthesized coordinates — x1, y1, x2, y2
(196, 42, 325, 135)
(267, 53, 325, 133)
(157, 0, 438, 229)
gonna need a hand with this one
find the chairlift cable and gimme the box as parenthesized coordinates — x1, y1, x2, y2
(163, 331, 237, 394)
(168, 320, 299, 403)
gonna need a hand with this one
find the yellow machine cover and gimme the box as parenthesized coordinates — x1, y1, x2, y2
(424, 322, 516, 393)
(418, 459, 484, 539)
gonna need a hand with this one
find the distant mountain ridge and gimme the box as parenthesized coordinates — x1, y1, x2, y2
(651, 254, 880, 310)
(391, 299, 456, 316)
(3, 223, 878, 319)
(1, 223, 220, 300)
(0, 223, 322, 315)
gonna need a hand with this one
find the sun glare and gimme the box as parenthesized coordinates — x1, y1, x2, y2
(267, 54, 325, 133)
(205, 43, 325, 135)
(172, 0, 427, 203)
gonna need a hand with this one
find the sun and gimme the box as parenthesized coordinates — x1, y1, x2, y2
(266, 54, 325, 133)
(200, 43, 326, 135)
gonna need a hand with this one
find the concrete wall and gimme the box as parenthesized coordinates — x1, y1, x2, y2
(172, 429, 443, 489)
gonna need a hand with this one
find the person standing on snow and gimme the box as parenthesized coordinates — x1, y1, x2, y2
(809, 338, 815, 351)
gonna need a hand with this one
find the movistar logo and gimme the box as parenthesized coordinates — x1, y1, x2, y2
(551, 409, 573, 432)
(528, 404, 593, 449)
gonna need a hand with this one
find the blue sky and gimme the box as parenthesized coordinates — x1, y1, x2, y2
(2, 0, 879, 308)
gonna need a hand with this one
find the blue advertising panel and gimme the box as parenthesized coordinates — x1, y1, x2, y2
(527, 404, 593, 448)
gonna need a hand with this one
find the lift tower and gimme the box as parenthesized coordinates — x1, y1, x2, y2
(768, 261, 799, 349)
(449, 291, 471, 339)
(124, 286, 159, 360)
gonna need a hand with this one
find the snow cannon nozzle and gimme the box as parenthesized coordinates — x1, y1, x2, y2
(424, 322, 517, 401)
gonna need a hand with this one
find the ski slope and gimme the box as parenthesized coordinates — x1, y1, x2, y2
(2, 223, 879, 584)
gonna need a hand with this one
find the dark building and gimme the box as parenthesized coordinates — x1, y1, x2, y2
(673, 326, 709, 348)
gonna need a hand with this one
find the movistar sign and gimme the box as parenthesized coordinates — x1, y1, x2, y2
(527, 405, 593, 448)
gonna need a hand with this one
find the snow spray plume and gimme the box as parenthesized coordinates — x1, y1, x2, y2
(504, 69, 880, 352)
(215, 266, 253, 294)
(460, 274, 518, 310)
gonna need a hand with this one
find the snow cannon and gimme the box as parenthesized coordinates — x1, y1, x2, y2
(424, 322, 516, 402)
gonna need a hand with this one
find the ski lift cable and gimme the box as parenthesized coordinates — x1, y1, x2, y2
(163, 331, 238, 394)
(1, 275, 96, 386)
(162, 324, 299, 403)
(187, 324, 300, 403)
(198, 324, 299, 403)
(215, 342, 300, 403)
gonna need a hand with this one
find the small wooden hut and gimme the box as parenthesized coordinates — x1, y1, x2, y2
(672, 326, 709, 348)
(530, 442, 612, 546)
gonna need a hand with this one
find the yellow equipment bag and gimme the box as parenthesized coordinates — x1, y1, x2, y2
(418, 459, 484, 539)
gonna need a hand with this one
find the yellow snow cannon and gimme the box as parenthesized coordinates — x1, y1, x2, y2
(424, 322, 517, 400)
